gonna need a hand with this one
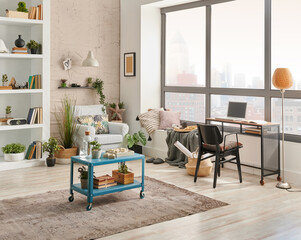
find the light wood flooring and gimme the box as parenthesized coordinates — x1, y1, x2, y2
(1, 161, 301, 240)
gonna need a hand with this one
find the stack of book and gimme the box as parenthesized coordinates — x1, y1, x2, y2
(12, 47, 28, 54)
(28, 75, 42, 89)
(27, 107, 43, 124)
(28, 4, 43, 20)
(93, 175, 117, 189)
(245, 127, 261, 135)
(26, 141, 42, 160)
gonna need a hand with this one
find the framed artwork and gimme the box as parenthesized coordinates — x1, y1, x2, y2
(124, 52, 136, 77)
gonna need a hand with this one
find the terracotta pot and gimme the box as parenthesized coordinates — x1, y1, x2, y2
(81, 178, 88, 189)
(55, 147, 78, 165)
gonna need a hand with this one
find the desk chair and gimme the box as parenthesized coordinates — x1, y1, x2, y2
(194, 124, 243, 188)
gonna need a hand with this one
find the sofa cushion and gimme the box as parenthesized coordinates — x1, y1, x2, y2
(77, 115, 109, 134)
(138, 108, 163, 135)
(94, 134, 123, 145)
(203, 141, 243, 152)
(159, 111, 180, 129)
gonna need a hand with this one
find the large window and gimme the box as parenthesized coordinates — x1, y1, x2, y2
(161, 0, 301, 141)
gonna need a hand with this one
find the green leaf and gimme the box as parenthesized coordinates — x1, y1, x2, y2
(137, 131, 147, 146)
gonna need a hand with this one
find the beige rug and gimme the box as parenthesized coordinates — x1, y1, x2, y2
(0, 177, 227, 240)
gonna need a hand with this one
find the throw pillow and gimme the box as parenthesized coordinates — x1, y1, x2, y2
(138, 108, 163, 135)
(94, 114, 109, 134)
(159, 111, 180, 129)
(77, 115, 94, 127)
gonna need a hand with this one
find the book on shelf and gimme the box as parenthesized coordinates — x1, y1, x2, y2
(28, 4, 43, 20)
(28, 75, 42, 89)
(12, 47, 28, 54)
(245, 127, 262, 135)
(26, 107, 43, 124)
(93, 174, 115, 185)
(93, 182, 117, 189)
(25, 141, 42, 160)
(25, 143, 36, 160)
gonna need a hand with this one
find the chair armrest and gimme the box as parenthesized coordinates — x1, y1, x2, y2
(108, 122, 129, 137)
(224, 133, 239, 150)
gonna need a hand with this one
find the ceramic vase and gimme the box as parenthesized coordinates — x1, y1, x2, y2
(15, 35, 25, 48)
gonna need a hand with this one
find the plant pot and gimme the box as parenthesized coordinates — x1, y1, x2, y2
(4, 152, 25, 162)
(30, 48, 38, 54)
(81, 178, 88, 189)
(129, 145, 142, 154)
(112, 169, 134, 184)
(55, 147, 78, 165)
(6, 113, 11, 118)
(46, 156, 56, 167)
(92, 150, 101, 159)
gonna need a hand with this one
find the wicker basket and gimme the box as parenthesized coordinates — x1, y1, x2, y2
(112, 170, 134, 184)
(55, 147, 78, 164)
(185, 157, 212, 177)
(6, 10, 28, 19)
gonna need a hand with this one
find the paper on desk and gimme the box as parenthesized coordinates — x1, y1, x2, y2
(174, 141, 193, 158)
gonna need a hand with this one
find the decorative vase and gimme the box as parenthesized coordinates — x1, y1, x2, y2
(15, 35, 25, 48)
(55, 147, 78, 165)
(92, 150, 101, 159)
(31, 48, 38, 54)
(46, 156, 56, 167)
(81, 179, 88, 189)
(4, 152, 25, 162)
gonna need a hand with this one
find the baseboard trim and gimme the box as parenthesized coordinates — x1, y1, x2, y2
(143, 146, 167, 159)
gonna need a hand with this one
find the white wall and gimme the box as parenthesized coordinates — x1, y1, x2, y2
(120, 0, 301, 185)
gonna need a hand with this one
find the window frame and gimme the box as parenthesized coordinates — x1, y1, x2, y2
(161, 0, 301, 143)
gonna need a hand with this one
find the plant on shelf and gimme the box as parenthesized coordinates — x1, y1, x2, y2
(2, 74, 8, 86)
(16, 1, 28, 13)
(26, 40, 40, 54)
(112, 162, 134, 184)
(43, 137, 61, 167)
(92, 78, 106, 112)
(90, 141, 102, 159)
(125, 131, 146, 154)
(86, 77, 93, 87)
(2, 143, 26, 162)
(118, 162, 129, 174)
(78, 166, 89, 189)
(5, 106, 12, 118)
(55, 96, 79, 164)
(118, 102, 125, 109)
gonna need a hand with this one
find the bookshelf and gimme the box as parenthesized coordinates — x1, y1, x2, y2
(0, 0, 50, 169)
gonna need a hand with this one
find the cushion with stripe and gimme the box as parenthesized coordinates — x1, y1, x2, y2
(138, 108, 163, 135)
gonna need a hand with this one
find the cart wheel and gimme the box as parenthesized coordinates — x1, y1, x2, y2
(68, 195, 74, 202)
(86, 203, 92, 211)
(260, 180, 264, 186)
(140, 191, 145, 199)
(277, 176, 282, 181)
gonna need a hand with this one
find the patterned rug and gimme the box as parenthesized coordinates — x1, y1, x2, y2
(0, 177, 227, 240)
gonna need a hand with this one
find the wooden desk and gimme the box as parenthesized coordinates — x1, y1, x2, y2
(206, 118, 280, 185)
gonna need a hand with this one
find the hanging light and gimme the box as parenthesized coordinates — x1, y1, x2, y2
(82, 50, 99, 67)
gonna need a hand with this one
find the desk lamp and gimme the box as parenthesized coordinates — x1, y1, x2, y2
(272, 68, 293, 189)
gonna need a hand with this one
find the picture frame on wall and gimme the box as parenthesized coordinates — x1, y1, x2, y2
(124, 52, 136, 77)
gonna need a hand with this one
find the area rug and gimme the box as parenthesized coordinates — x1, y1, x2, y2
(0, 177, 227, 240)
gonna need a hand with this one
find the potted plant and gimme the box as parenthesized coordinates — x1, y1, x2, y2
(2, 74, 8, 86)
(16, 1, 28, 13)
(2, 143, 26, 162)
(86, 77, 93, 87)
(26, 40, 40, 54)
(78, 166, 88, 189)
(5, 106, 11, 118)
(55, 96, 79, 164)
(42, 137, 61, 167)
(112, 162, 134, 185)
(92, 78, 106, 113)
(125, 131, 147, 154)
(90, 141, 102, 159)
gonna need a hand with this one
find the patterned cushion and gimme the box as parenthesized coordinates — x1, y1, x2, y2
(203, 141, 243, 152)
(77, 115, 109, 134)
(138, 108, 163, 135)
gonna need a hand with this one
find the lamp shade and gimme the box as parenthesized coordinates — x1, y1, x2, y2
(272, 68, 293, 90)
(82, 50, 99, 67)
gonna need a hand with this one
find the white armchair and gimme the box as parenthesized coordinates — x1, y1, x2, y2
(74, 105, 129, 150)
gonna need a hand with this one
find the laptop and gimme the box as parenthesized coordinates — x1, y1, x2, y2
(215, 102, 247, 121)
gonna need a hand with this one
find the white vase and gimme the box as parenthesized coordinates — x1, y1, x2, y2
(4, 152, 25, 162)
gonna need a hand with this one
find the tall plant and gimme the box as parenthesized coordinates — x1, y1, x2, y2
(55, 96, 79, 148)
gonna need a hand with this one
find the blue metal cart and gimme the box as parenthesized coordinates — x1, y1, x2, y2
(69, 153, 145, 211)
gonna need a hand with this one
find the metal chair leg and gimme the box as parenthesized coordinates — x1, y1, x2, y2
(213, 155, 219, 188)
(236, 150, 242, 183)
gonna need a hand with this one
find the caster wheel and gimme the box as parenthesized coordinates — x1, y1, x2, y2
(86, 203, 92, 211)
(68, 195, 74, 202)
(260, 180, 264, 186)
(277, 176, 282, 181)
(140, 191, 145, 199)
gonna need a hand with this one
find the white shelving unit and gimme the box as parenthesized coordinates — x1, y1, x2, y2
(0, 0, 50, 170)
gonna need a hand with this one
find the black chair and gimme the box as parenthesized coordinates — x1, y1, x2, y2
(194, 123, 243, 188)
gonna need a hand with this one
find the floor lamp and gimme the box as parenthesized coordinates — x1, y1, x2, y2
(272, 68, 293, 189)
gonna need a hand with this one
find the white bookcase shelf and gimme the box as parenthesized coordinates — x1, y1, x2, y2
(0, 0, 50, 170)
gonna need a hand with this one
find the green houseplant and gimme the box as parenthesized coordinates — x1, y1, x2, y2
(86, 77, 93, 87)
(125, 131, 147, 154)
(5, 106, 12, 118)
(26, 40, 40, 54)
(55, 96, 79, 164)
(2, 74, 8, 86)
(92, 78, 106, 112)
(90, 141, 102, 159)
(43, 137, 61, 167)
(78, 166, 89, 189)
(112, 162, 134, 185)
(2, 143, 26, 162)
(16, 2, 28, 12)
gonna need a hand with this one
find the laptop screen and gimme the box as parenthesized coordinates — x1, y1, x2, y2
(227, 102, 247, 119)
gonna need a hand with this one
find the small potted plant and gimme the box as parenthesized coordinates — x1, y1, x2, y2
(2, 143, 26, 162)
(42, 137, 61, 167)
(112, 162, 134, 185)
(26, 40, 40, 54)
(90, 141, 102, 159)
(78, 166, 88, 189)
(16, 1, 28, 13)
(2, 74, 8, 86)
(125, 131, 147, 154)
(60, 79, 67, 88)
(5, 106, 12, 118)
(86, 77, 93, 87)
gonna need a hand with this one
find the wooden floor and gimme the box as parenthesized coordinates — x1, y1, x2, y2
(1, 161, 301, 240)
